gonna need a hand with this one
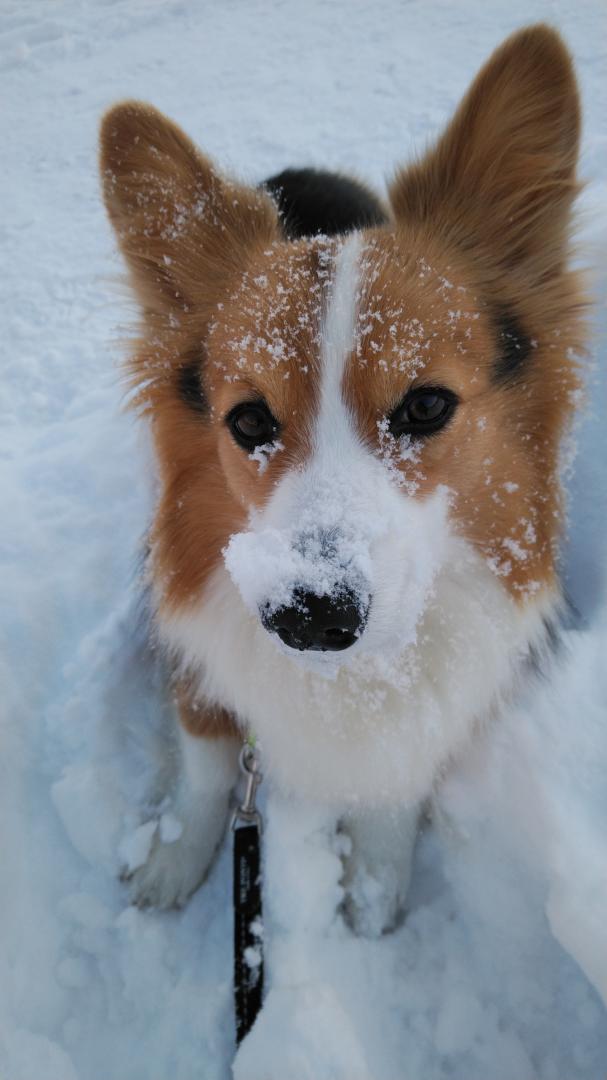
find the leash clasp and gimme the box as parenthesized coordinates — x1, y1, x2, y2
(232, 740, 262, 831)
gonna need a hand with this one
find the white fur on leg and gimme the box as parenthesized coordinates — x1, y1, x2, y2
(341, 803, 419, 937)
(125, 729, 239, 910)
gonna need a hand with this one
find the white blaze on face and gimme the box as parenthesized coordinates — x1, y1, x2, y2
(316, 232, 363, 457)
(224, 234, 451, 665)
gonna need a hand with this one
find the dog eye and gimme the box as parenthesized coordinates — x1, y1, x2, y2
(388, 386, 458, 438)
(227, 401, 279, 451)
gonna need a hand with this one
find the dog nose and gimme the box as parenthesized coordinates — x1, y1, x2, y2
(262, 588, 367, 652)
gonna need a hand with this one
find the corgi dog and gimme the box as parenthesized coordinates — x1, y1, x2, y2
(100, 24, 585, 927)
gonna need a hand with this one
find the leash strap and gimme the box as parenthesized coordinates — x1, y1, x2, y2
(232, 741, 263, 1044)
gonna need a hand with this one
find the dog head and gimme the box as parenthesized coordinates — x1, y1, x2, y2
(100, 25, 585, 673)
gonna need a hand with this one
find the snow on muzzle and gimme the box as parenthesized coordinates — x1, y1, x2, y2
(223, 523, 372, 654)
(223, 454, 452, 660)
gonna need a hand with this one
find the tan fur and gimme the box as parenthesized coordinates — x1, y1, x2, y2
(175, 681, 239, 739)
(382, 25, 585, 596)
(389, 26, 581, 303)
(342, 221, 582, 598)
(100, 104, 328, 616)
(100, 101, 280, 318)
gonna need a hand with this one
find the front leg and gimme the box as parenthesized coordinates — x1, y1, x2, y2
(341, 803, 420, 937)
(124, 692, 240, 910)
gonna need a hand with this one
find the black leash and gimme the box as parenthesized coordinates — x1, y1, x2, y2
(232, 740, 263, 1045)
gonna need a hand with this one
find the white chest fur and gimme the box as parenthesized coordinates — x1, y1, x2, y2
(159, 547, 555, 809)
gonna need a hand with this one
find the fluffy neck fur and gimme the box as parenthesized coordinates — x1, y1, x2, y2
(157, 539, 559, 808)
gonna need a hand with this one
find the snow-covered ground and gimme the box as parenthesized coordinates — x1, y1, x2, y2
(1, 1, 606, 1077)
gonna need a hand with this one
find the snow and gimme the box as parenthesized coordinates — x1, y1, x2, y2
(1, 1, 606, 1078)
(224, 515, 375, 623)
(248, 440, 284, 474)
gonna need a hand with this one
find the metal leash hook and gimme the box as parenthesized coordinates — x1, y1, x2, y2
(232, 737, 264, 1045)
(232, 740, 262, 831)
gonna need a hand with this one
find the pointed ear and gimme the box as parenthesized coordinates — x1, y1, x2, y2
(100, 101, 279, 314)
(389, 25, 580, 282)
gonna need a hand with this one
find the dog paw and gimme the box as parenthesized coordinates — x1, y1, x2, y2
(122, 835, 203, 910)
(342, 864, 406, 938)
(339, 805, 418, 937)
(119, 807, 226, 910)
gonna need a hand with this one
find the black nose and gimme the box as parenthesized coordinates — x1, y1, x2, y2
(262, 588, 368, 652)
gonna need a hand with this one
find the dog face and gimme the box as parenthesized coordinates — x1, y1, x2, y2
(217, 232, 475, 667)
(100, 25, 586, 799)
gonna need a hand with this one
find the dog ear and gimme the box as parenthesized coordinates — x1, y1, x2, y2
(100, 101, 279, 314)
(389, 25, 580, 285)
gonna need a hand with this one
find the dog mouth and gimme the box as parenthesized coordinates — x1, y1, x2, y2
(260, 587, 370, 653)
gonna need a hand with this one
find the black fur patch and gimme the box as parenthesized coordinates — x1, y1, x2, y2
(262, 168, 388, 240)
(177, 357, 207, 414)
(527, 612, 563, 681)
(493, 310, 533, 383)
